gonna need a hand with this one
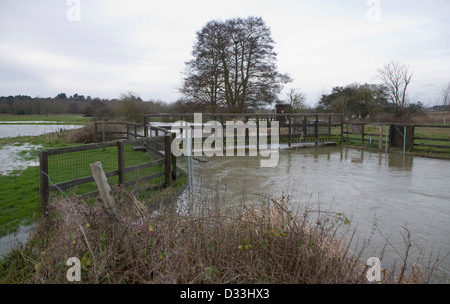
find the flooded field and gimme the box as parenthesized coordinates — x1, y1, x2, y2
(177, 146, 450, 283)
(0, 143, 42, 175)
(0, 123, 81, 138)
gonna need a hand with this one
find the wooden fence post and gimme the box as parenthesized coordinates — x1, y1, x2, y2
(171, 132, 177, 181)
(328, 115, 332, 135)
(164, 134, 172, 186)
(288, 114, 291, 147)
(90, 161, 117, 212)
(361, 123, 365, 145)
(39, 150, 49, 217)
(117, 141, 125, 185)
(144, 116, 148, 138)
(315, 115, 319, 144)
(102, 118, 106, 142)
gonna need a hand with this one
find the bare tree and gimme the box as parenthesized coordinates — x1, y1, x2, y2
(440, 82, 450, 125)
(440, 82, 450, 106)
(285, 88, 307, 112)
(181, 17, 291, 112)
(377, 60, 413, 116)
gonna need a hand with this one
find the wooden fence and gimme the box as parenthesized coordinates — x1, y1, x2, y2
(343, 122, 450, 154)
(94, 120, 146, 142)
(39, 132, 176, 217)
(144, 113, 344, 147)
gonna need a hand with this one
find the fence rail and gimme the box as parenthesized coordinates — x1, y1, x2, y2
(342, 122, 450, 155)
(144, 113, 344, 147)
(39, 133, 176, 217)
(94, 120, 146, 142)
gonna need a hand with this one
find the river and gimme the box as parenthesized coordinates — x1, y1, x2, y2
(177, 145, 450, 283)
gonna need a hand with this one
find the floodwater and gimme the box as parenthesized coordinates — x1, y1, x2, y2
(0, 123, 81, 257)
(0, 143, 42, 175)
(0, 225, 33, 259)
(0, 123, 81, 138)
(178, 145, 450, 283)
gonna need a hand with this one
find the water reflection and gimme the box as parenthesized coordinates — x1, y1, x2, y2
(178, 146, 450, 283)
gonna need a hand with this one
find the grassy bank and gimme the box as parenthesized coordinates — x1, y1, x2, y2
(0, 114, 91, 124)
(0, 125, 169, 238)
(0, 191, 429, 284)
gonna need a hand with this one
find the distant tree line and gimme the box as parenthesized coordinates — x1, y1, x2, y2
(0, 92, 171, 122)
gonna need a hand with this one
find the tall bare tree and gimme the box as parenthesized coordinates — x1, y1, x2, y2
(440, 82, 450, 106)
(440, 82, 450, 125)
(377, 60, 413, 116)
(181, 17, 291, 112)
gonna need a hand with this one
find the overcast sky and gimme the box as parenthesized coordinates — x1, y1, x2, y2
(0, 0, 449, 107)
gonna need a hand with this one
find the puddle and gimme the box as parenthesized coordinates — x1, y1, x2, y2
(0, 143, 42, 175)
(0, 225, 34, 259)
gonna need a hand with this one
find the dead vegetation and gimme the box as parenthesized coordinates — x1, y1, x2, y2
(4, 188, 433, 284)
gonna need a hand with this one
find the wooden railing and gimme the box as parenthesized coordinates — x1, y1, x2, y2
(144, 113, 344, 147)
(39, 133, 176, 217)
(342, 122, 450, 154)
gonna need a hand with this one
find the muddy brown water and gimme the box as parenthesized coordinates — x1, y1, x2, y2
(177, 145, 450, 283)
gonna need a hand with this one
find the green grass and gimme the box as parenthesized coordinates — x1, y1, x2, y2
(0, 128, 166, 238)
(0, 166, 40, 236)
(47, 145, 164, 197)
(0, 114, 91, 124)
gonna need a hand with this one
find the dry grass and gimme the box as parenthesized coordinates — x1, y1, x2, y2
(7, 188, 431, 284)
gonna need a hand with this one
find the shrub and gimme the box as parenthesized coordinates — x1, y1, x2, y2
(2, 188, 430, 284)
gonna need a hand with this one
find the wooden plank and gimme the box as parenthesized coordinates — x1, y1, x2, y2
(414, 137, 450, 142)
(414, 125, 450, 129)
(123, 159, 165, 174)
(414, 143, 450, 149)
(123, 171, 164, 187)
(46, 141, 117, 156)
(50, 170, 119, 191)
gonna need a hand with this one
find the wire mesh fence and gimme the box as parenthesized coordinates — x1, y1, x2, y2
(39, 136, 174, 216)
